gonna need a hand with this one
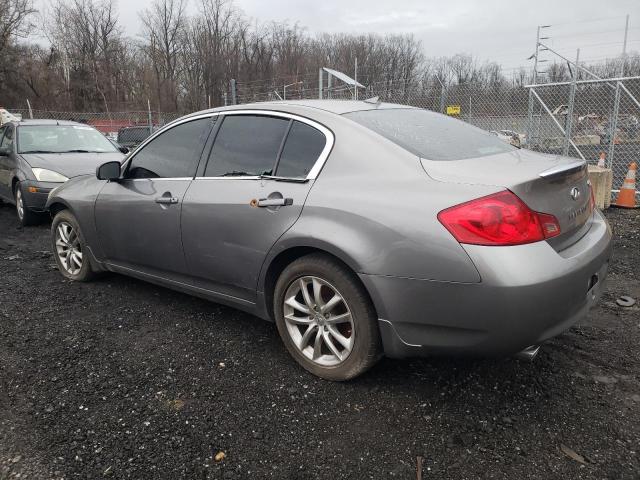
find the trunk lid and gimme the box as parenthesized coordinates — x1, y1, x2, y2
(421, 149, 592, 243)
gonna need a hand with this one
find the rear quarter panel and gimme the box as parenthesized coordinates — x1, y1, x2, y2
(266, 111, 501, 284)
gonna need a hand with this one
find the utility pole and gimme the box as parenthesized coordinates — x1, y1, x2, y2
(354, 57, 358, 100)
(435, 75, 446, 113)
(231, 79, 237, 105)
(607, 14, 630, 168)
(283, 81, 303, 100)
(147, 99, 152, 135)
(564, 49, 579, 156)
(526, 25, 547, 146)
(318, 68, 323, 99)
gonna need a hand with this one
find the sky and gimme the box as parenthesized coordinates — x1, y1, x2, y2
(38, 0, 640, 73)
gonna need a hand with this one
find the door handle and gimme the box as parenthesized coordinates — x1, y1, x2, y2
(155, 196, 179, 205)
(255, 197, 293, 207)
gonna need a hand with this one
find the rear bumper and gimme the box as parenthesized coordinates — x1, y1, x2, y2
(360, 209, 613, 358)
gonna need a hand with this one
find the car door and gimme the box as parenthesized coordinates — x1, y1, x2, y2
(94, 115, 214, 277)
(181, 112, 332, 302)
(0, 125, 14, 200)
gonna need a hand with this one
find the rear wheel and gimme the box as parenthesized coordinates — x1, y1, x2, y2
(14, 182, 41, 226)
(51, 210, 95, 282)
(274, 253, 381, 381)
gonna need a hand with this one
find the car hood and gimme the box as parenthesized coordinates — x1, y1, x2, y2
(21, 152, 125, 178)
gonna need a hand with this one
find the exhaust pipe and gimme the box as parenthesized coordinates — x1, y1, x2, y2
(515, 345, 540, 361)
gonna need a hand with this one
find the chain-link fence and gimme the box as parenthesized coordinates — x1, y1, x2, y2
(525, 77, 640, 190)
(235, 76, 639, 193)
(4, 110, 182, 137)
(6, 76, 639, 193)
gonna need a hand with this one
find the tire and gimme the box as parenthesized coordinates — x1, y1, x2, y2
(273, 253, 381, 381)
(15, 182, 42, 226)
(51, 209, 95, 282)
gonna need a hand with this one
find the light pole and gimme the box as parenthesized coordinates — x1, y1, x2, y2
(283, 81, 303, 100)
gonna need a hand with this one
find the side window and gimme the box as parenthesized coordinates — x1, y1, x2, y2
(0, 126, 6, 146)
(127, 118, 212, 179)
(275, 121, 326, 178)
(204, 115, 289, 177)
(1, 126, 14, 150)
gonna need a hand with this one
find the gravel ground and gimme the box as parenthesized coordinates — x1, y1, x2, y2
(0, 203, 639, 480)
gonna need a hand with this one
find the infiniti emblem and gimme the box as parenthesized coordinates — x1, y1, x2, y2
(570, 187, 581, 201)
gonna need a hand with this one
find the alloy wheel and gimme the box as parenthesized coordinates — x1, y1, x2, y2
(55, 222, 83, 275)
(283, 276, 355, 366)
(15, 188, 24, 220)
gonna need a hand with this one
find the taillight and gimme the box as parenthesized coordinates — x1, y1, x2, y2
(437, 190, 561, 246)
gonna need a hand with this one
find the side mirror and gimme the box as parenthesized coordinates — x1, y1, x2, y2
(96, 161, 121, 181)
(119, 146, 129, 154)
(0, 146, 9, 156)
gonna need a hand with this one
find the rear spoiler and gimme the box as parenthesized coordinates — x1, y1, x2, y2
(539, 161, 586, 180)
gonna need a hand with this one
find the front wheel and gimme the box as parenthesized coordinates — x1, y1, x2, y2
(15, 183, 42, 226)
(51, 210, 95, 282)
(274, 253, 381, 381)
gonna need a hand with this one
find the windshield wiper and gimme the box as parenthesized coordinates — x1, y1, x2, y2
(20, 150, 58, 154)
(63, 149, 93, 153)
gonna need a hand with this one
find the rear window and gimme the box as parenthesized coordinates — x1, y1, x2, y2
(276, 121, 326, 178)
(344, 108, 515, 161)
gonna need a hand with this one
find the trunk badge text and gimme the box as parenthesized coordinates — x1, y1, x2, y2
(570, 187, 581, 201)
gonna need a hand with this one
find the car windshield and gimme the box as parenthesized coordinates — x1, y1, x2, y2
(344, 108, 516, 161)
(17, 125, 118, 154)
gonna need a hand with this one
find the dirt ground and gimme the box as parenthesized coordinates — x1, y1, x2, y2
(0, 203, 638, 480)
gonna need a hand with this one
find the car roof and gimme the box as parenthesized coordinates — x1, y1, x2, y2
(193, 99, 417, 117)
(10, 119, 93, 127)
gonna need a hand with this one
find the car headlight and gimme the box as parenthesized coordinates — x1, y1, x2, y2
(32, 168, 69, 183)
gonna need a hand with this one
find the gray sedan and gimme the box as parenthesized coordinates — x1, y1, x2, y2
(0, 120, 125, 226)
(46, 101, 612, 380)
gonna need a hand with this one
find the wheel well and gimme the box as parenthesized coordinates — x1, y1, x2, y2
(262, 246, 375, 322)
(48, 202, 68, 218)
(11, 177, 18, 193)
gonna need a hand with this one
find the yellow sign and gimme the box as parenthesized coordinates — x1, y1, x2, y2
(446, 105, 461, 115)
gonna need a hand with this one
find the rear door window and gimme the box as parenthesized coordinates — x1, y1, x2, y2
(275, 121, 326, 178)
(344, 108, 515, 160)
(205, 115, 290, 177)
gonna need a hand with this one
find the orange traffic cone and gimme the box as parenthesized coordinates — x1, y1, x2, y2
(614, 162, 637, 208)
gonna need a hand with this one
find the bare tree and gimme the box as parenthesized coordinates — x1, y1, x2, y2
(0, 0, 35, 57)
(140, 0, 187, 111)
(45, 0, 126, 112)
(1, 0, 637, 115)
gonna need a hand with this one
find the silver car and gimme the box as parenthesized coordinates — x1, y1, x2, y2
(46, 101, 612, 380)
(0, 120, 125, 226)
